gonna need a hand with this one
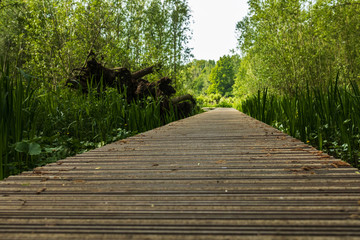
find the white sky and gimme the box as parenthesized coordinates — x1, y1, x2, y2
(187, 0, 249, 61)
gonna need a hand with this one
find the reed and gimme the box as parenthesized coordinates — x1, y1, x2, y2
(0, 59, 38, 178)
(240, 78, 360, 168)
(0, 60, 187, 180)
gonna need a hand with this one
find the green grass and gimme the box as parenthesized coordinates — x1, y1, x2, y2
(0, 59, 191, 180)
(239, 77, 360, 168)
(0, 59, 38, 179)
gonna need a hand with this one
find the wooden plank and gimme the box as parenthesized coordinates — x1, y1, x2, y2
(0, 108, 360, 239)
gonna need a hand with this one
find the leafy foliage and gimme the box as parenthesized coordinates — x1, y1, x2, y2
(179, 59, 215, 95)
(0, 0, 192, 83)
(0, 60, 188, 179)
(179, 55, 240, 105)
(235, 0, 360, 94)
(207, 55, 239, 96)
(0, 0, 195, 179)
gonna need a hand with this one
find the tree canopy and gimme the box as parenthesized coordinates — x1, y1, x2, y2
(0, 0, 192, 83)
(179, 59, 215, 95)
(207, 55, 239, 96)
(235, 0, 360, 94)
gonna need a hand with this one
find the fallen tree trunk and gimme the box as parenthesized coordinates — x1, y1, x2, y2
(171, 94, 196, 105)
(130, 65, 159, 80)
(66, 52, 195, 117)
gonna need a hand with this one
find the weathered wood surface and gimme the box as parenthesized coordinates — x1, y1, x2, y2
(1, 108, 360, 239)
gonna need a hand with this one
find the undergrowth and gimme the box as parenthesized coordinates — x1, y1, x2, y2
(0, 59, 191, 179)
(239, 77, 360, 169)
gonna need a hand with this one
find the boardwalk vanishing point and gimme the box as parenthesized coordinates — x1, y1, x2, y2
(1, 108, 360, 239)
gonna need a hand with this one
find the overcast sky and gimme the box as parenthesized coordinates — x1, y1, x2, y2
(187, 0, 249, 61)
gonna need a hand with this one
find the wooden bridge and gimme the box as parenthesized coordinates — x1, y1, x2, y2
(1, 108, 360, 239)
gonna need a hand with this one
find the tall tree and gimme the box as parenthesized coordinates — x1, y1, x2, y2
(236, 0, 360, 94)
(207, 55, 238, 96)
(166, 0, 192, 88)
(0, 0, 193, 85)
(179, 59, 215, 95)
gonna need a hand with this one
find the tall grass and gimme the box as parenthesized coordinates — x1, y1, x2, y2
(240, 88, 277, 125)
(0, 60, 187, 180)
(0, 59, 38, 179)
(240, 77, 360, 168)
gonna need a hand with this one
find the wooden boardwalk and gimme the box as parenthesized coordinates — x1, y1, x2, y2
(1, 108, 360, 239)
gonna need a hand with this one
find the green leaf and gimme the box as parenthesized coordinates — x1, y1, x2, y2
(15, 142, 29, 153)
(28, 143, 41, 156)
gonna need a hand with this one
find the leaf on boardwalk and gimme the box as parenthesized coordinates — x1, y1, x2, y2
(287, 166, 320, 173)
(33, 169, 43, 174)
(216, 160, 227, 164)
(301, 166, 313, 171)
(124, 147, 135, 151)
(312, 151, 323, 156)
(291, 148, 304, 151)
(73, 180, 86, 183)
(40, 177, 49, 182)
(331, 161, 350, 168)
(36, 187, 47, 194)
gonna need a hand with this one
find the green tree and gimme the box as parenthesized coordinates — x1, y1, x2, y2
(166, 0, 192, 87)
(0, 0, 193, 85)
(235, 0, 360, 95)
(179, 59, 215, 95)
(0, 0, 28, 73)
(207, 55, 238, 96)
